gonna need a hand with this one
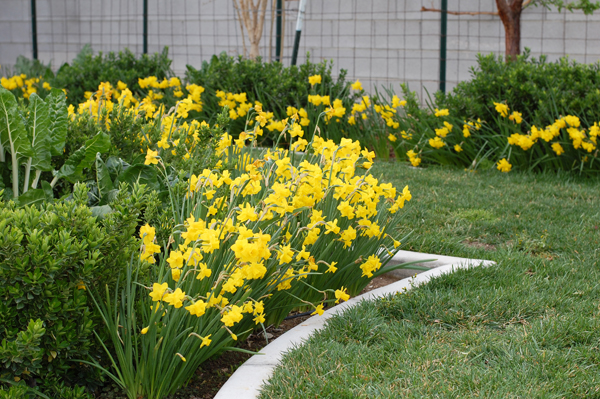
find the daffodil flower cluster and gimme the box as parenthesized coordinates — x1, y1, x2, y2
(494, 104, 599, 172)
(137, 111, 412, 380)
(0, 74, 53, 99)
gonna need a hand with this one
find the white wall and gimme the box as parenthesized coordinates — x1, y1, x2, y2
(2, 0, 600, 100)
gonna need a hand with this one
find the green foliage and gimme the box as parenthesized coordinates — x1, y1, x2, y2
(0, 183, 151, 387)
(435, 50, 600, 127)
(0, 87, 111, 201)
(52, 46, 173, 105)
(0, 385, 29, 399)
(11, 55, 53, 81)
(530, 0, 600, 14)
(185, 52, 354, 120)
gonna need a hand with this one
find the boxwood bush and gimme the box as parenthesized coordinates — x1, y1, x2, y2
(0, 183, 153, 390)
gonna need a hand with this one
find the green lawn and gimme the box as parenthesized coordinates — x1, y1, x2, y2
(259, 163, 600, 398)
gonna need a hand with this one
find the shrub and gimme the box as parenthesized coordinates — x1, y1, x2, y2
(0, 183, 153, 387)
(435, 49, 600, 127)
(185, 53, 352, 117)
(52, 45, 173, 105)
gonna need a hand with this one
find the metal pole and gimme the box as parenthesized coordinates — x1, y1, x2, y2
(143, 0, 148, 54)
(275, 0, 282, 62)
(439, 0, 447, 93)
(290, 0, 307, 66)
(31, 0, 38, 60)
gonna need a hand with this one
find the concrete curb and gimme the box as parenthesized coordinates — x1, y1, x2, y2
(214, 251, 495, 399)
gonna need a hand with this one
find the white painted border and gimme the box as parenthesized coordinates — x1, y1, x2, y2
(214, 251, 495, 399)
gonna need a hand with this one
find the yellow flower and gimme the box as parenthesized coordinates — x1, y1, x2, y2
(253, 313, 266, 324)
(351, 79, 363, 91)
(428, 136, 446, 149)
(167, 250, 185, 269)
(509, 111, 522, 124)
(326, 261, 338, 273)
(171, 268, 181, 282)
(454, 144, 463, 152)
(289, 123, 304, 138)
(497, 158, 512, 173)
(277, 244, 294, 265)
(308, 74, 322, 86)
(311, 303, 325, 316)
(185, 300, 207, 317)
(335, 287, 350, 304)
(493, 102, 509, 118)
(144, 149, 159, 165)
(434, 108, 449, 117)
(221, 305, 244, 327)
(551, 142, 565, 156)
(337, 201, 355, 219)
(200, 335, 212, 348)
(141, 327, 149, 335)
(388, 133, 397, 142)
(391, 95, 406, 108)
(462, 125, 471, 138)
(149, 282, 169, 302)
(360, 255, 382, 278)
(237, 203, 258, 223)
(163, 288, 186, 308)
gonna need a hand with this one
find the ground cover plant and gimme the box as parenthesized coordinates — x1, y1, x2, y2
(259, 163, 600, 398)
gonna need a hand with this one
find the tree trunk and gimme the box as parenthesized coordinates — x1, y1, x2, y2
(495, 0, 524, 61)
(250, 42, 260, 59)
(235, 0, 269, 60)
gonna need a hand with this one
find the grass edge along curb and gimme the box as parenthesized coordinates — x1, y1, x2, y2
(214, 250, 496, 399)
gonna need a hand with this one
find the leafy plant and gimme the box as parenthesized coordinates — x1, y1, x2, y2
(0, 183, 153, 387)
(435, 49, 600, 128)
(52, 46, 173, 105)
(0, 87, 110, 203)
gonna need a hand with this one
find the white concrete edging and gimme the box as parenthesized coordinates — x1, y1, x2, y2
(214, 251, 496, 399)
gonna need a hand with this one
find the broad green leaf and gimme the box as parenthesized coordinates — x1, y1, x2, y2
(91, 205, 113, 219)
(46, 89, 68, 156)
(115, 164, 160, 192)
(17, 182, 54, 207)
(56, 132, 111, 183)
(105, 156, 129, 181)
(95, 153, 114, 201)
(0, 87, 33, 197)
(26, 93, 52, 171)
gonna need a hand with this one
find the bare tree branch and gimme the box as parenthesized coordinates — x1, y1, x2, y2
(421, 6, 498, 16)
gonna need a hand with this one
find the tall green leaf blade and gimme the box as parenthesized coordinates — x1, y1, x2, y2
(46, 88, 68, 157)
(56, 132, 111, 183)
(26, 93, 52, 171)
(0, 87, 33, 197)
(95, 153, 114, 200)
(0, 87, 32, 161)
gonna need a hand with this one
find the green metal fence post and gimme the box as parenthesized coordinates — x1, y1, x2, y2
(439, 0, 447, 93)
(31, 0, 38, 60)
(275, 0, 282, 62)
(143, 0, 148, 54)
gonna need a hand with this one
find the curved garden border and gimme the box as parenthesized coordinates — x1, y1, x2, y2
(214, 250, 496, 399)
